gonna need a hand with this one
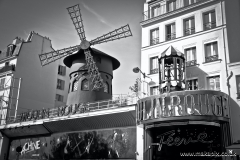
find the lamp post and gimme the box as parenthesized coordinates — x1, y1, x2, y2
(133, 67, 155, 97)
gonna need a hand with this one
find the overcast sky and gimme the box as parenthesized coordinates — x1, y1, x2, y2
(0, 0, 146, 95)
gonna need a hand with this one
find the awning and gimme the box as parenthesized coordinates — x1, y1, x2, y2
(1, 105, 136, 138)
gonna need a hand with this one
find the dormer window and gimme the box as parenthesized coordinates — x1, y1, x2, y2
(6, 44, 15, 57)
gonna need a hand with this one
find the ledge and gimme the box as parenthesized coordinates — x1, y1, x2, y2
(202, 59, 222, 66)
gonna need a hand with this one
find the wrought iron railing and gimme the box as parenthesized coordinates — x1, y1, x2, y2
(186, 60, 197, 67)
(205, 55, 219, 63)
(204, 21, 216, 30)
(166, 33, 176, 40)
(150, 68, 159, 74)
(0, 64, 15, 74)
(184, 27, 195, 35)
(3, 94, 138, 125)
(150, 37, 160, 46)
(142, 0, 204, 21)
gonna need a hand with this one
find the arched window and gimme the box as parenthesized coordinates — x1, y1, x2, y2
(103, 82, 109, 93)
(72, 79, 79, 92)
(81, 79, 89, 91)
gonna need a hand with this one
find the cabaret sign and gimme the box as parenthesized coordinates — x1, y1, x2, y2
(18, 103, 90, 122)
(152, 130, 213, 151)
(137, 90, 229, 122)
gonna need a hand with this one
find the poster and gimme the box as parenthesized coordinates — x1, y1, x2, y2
(8, 127, 136, 160)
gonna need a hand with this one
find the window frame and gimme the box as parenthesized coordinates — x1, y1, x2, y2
(57, 79, 65, 90)
(207, 75, 220, 91)
(184, 46, 197, 66)
(204, 41, 219, 63)
(166, 23, 176, 41)
(183, 16, 195, 36)
(236, 75, 240, 99)
(72, 79, 79, 92)
(56, 94, 64, 102)
(150, 28, 159, 45)
(186, 78, 198, 90)
(203, 10, 216, 30)
(150, 56, 159, 74)
(58, 65, 66, 76)
(81, 78, 89, 91)
(150, 86, 159, 95)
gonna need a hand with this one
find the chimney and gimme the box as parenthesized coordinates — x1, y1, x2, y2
(12, 37, 22, 45)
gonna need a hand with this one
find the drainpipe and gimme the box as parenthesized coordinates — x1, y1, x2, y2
(220, 0, 233, 144)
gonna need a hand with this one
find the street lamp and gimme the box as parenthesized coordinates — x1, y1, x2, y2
(133, 67, 155, 96)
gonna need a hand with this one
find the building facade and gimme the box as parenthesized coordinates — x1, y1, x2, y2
(138, 0, 240, 159)
(0, 31, 70, 124)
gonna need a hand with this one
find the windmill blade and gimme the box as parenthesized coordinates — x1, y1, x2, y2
(39, 45, 80, 66)
(90, 24, 132, 46)
(67, 4, 86, 41)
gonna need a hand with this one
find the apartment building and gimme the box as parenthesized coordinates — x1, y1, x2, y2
(0, 31, 70, 123)
(139, 0, 240, 158)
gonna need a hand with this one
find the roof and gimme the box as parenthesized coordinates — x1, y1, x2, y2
(0, 43, 22, 61)
(160, 45, 184, 59)
(63, 47, 120, 70)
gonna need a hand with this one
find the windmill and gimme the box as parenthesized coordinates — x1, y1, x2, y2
(38, 4, 132, 90)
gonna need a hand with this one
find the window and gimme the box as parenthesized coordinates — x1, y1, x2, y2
(103, 82, 109, 93)
(72, 79, 79, 91)
(166, 23, 176, 40)
(184, 17, 195, 36)
(208, 76, 220, 90)
(151, 4, 160, 18)
(56, 94, 64, 102)
(81, 79, 89, 91)
(0, 78, 5, 90)
(150, 86, 159, 95)
(184, 0, 198, 6)
(236, 75, 240, 99)
(185, 47, 197, 66)
(203, 10, 216, 30)
(150, 57, 159, 74)
(186, 79, 198, 90)
(205, 42, 218, 62)
(167, 0, 176, 12)
(57, 79, 65, 90)
(150, 28, 159, 45)
(6, 45, 15, 57)
(58, 65, 66, 76)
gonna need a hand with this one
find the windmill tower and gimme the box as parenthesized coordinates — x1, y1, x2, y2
(38, 4, 132, 104)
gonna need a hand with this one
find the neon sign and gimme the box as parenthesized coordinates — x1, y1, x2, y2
(152, 130, 213, 151)
(137, 90, 229, 122)
(21, 140, 41, 155)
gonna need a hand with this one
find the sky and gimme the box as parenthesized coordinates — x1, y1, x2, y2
(0, 0, 146, 95)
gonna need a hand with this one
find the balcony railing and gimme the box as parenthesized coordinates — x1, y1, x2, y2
(204, 21, 216, 30)
(166, 33, 176, 40)
(186, 60, 197, 67)
(184, 27, 195, 36)
(150, 37, 160, 46)
(205, 55, 219, 63)
(142, 0, 203, 21)
(0, 64, 15, 74)
(150, 68, 159, 74)
(3, 94, 138, 124)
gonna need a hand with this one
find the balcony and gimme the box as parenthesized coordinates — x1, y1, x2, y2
(150, 37, 160, 46)
(205, 55, 219, 63)
(142, 0, 204, 22)
(166, 33, 176, 41)
(184, 27, 195, 36)
(0, 64, 15, 74)
(204, 21, 216, 30)
(186, 60, 197, 67)
(150, 68, 159, 74)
